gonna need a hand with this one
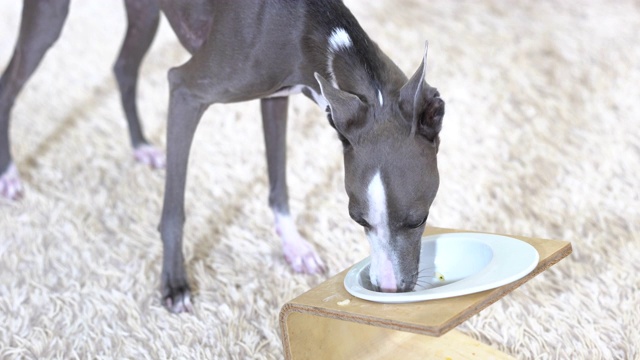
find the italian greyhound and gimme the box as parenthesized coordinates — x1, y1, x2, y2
(0, 0, 445, 313)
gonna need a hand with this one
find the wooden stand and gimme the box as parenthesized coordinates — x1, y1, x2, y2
(280, 227, 572, 359)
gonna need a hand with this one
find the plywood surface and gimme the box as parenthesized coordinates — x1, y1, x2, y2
(285, 313, 515, 360)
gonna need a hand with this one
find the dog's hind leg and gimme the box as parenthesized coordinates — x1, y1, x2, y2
(113, 0, 164, 168)
(261, 97, 326, 274)
(0, 0, 70, 199)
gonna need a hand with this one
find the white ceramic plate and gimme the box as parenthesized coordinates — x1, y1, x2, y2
(343, 232, 539, 303)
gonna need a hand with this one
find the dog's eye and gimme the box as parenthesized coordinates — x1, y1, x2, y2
(407, 215, 428, 229)
(357, 218, 371, 229)
(351, 216, 371, 229)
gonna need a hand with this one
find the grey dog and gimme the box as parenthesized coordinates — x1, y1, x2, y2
(0, 0, 445, 313)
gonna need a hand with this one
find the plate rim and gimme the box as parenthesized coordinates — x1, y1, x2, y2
(343, 232, 540, 303)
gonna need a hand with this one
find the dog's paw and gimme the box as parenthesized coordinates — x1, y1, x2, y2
(276, 214, 326, 274)
(283, 238, 327, 274)
(0, 163, 24, 200)
(162, 282, 193, 314)
(134, 144, 166, 169)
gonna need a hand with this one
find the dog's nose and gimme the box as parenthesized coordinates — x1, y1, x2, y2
(372, 277, 415, 293)
(376, 277, 398, 293)
(379, 287, 397, 293)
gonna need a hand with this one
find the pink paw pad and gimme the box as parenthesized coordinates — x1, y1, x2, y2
(0, 163, 24, 200)
(134, 144, 166, 169)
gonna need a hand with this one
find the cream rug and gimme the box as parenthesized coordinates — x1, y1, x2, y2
(1, 1, 638, 358)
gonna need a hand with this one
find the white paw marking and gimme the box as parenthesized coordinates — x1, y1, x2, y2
(328, 27, 353, 52)
(134, 144, 165, 169)
(366, 171, 397, 291)
(275, 213, 326, 274)
(0, 163, 24, 200)
(165, 292, 193, 314)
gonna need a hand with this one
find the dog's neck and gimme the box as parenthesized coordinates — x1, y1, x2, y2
(302, 2, 407, 109)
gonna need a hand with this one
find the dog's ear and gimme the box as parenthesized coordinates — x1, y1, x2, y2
(315, 73, 366, 147)
(399, 42, 445, 143)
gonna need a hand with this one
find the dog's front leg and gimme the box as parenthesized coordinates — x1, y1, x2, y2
(261, 97, 326, 274)
(158, 67, 207, 314)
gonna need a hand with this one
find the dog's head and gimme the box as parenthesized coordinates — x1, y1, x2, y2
(315, 46, 444, 292)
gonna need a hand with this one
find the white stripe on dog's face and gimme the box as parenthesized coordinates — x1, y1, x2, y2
(366, 171, 397, 291)
(367, 172, 387, 228)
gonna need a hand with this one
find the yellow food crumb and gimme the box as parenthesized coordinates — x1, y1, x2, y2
(435, 272, 445, 281)
(337, 299, 350, 306)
